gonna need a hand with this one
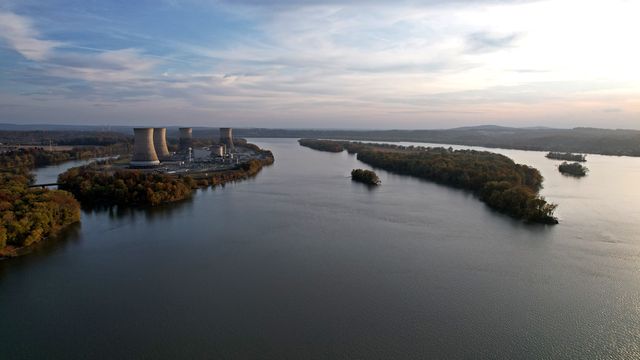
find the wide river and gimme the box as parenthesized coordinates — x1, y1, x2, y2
(2, 138, 640, 359)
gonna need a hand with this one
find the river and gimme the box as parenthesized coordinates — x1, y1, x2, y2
(1, 138, 639, 359)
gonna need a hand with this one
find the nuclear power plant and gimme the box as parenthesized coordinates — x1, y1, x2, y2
(220, 127, 234, 152)
(211, 144, 225, 157)
(179, 128, 193, 152)
(131, 128, 161, 167)
(153, 128, 171, 160)
(130, 126, 240, 168)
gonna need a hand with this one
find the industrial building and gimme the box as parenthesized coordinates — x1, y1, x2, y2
(130, 126, 240, 168)
(131, 128, 160, 167)
(220, 127, 234, 152)
(179, 127, 193, 152)
(211, 144, 225, 157)
(153, 127, 171, 160)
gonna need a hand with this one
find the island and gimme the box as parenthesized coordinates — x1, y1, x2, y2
(58, 156, 273, 207)
(299, 139, 558, 224)
(351, 169, 381, 185)
(546, 152, 587, 162)
(558, 162, 588, 177)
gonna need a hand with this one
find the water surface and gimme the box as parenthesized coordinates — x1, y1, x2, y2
(1, 138, 639, 359)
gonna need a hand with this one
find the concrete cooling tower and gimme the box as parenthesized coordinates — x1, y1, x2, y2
(220, 127, 234, 152)
(179, 127, 193, 151)
(131, 128, 160, 167)
(153, 127, 171, 160)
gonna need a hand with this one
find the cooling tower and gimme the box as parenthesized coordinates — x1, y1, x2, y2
(153, 127, 171, 160)
(131, 128, 160, 167)
(179, 127, 193, 151)
(220, 127, 234, 152)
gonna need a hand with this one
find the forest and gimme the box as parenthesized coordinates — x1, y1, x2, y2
(0, 145, 130, 172)
(58, 169, 195, 206)
(298, 139, 345, 152)
(0, 130, 130, 146)
(299, 139, 558, 224)
(0, 171, 80, 257)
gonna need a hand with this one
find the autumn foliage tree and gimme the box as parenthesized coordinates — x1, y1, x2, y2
(0, 171, 80, 254)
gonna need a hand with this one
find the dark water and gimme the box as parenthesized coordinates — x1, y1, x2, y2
(33, 158, 99, 184)
(1, 138, 639, 359)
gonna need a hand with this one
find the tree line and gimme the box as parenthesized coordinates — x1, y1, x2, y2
(0, 145, 130, 173)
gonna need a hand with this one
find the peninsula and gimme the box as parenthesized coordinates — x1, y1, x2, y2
(300, 139, 558, 224)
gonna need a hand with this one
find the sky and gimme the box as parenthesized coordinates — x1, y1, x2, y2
(0, 0, 639, 129)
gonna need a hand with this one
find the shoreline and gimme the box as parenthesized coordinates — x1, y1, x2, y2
(2, 144, 274, 259)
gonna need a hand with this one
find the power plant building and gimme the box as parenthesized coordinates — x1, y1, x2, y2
(211, 144, 225, 157)
(131, 128, 160, 167)
(153, 127, 171, 160)
(220, 127, 234, 152)
(179, 127, 193, 152)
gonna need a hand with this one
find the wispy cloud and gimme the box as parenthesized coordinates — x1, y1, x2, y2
(465, 32, 521, 53)
(0, 0, 639, 128)
(0, 11, 62, 60)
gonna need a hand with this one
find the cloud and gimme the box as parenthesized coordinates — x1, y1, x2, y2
(45, 49, 160, 82)
(216, 0, 538, 7)
(0, 11, 62, 60)
(2, 0, 640, 129)
(466, 31, 521, 53)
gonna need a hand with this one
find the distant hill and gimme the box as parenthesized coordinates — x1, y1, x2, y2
(451, 125, 517, 131)
(1, 123, 639, 156)
(0, 123, 132, 133)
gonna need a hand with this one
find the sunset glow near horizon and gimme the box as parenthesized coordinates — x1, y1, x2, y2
(0, 0, 639, 129)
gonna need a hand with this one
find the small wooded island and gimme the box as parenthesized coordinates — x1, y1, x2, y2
(351, 169, 381, 185)
(546, 152, 587, 162)
(558, 162, 588, 177)
(300, 139, 558, 224)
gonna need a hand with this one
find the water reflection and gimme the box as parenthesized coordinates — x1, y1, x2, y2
(82, 197, 195, 223)
(0, 223, 82, 280)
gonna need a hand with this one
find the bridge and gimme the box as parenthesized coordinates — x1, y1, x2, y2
(28, 183, 60, 189)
